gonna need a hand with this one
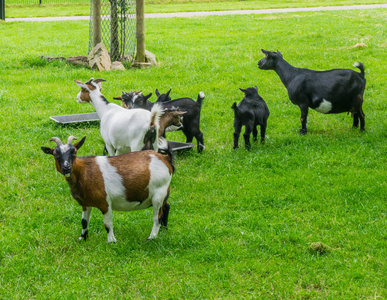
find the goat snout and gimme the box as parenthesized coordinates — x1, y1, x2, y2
(165, 124, 183, 132)
(62, 162, 72, 176)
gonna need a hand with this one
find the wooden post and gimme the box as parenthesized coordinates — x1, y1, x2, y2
(110, 0, 119, 61)
(132, 0, 152, 68)
(92, 0, 102, 47)
(136, 0, 145, 63)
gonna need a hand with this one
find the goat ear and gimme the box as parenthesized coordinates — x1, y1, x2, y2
(276, 50, 283, 57)
(113, 95, 123, 100)
(145, 93, 152, 100)
(177, 111, 187, 115)
(255, 86, 258, 91)
(231, 102, 238, 110)
(74, 80, 89, 90)
(74, 136, 86, 150)
(41, 146, 54, 155)
(166, 89, 171, 97)
(239, 88, 247, 94)
(155, 89, 160, 97)
(261, 49, 269, 56)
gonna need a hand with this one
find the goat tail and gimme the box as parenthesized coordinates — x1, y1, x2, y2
(197, 91, 205, 106)
(149, 102, 164, 129)
(231, 102, 240, 116)
(142, 103, 164, 151)
(158, 138, 175, 173)
(353, 62, 365, 78)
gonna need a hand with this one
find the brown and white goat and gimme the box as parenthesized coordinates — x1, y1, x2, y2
(41, 136, 174, 243)
(158, 107, 186, 136)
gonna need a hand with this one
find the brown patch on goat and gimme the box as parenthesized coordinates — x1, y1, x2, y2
(66, 158, 110, 213)
(75, 79, 99, 103)
(110, 153, 152, 202)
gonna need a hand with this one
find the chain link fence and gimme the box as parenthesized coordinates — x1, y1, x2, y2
(89, 0, 136, 64)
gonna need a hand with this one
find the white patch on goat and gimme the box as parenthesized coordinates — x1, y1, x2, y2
(59, 144, 71, 153)
(147, 154, 172, 239)
(148, 154, 172, 191)
(95, 156, 128, 210)
(314, 99, 332, 114)
(131, 93, 141, 105)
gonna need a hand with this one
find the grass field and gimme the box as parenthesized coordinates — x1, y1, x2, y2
(4, 0, 387, 18)
(1, 6, 387, 299)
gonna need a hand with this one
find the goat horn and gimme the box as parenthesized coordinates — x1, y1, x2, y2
(49, 137, 63, 146)
(93, 78, 106, 83)
(67, 136, 77, 145)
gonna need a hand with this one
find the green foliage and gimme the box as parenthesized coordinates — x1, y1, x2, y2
(0, 7, 386, 299)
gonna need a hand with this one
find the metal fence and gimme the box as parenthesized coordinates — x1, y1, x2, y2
(89, 0, 136, 63)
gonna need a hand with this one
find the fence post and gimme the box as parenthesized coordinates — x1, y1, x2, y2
(92, 0, 102, 47)
(135, 0, 145, 63)
(0, 0, 5, 21)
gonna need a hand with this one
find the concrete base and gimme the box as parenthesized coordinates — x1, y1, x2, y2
(131, 61, 152, 69)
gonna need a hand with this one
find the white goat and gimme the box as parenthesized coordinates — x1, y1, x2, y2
(75, 78, 163, 155)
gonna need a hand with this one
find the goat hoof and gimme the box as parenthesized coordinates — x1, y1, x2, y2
(299, 129, 307, 135)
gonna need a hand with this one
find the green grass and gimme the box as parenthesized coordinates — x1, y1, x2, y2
(4, 0, 387, 18)
(1, 8, 387, 299)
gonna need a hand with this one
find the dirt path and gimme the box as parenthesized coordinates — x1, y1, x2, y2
(5, 4, 387, 22)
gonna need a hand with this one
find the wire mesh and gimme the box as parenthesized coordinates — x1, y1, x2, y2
(89, 0, 136, 64)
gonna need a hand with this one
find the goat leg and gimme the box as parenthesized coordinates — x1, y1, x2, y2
(158, 202, 170, 228)
(299, 105, 309, 135)
(252, 126, 258, 142)
(243, 124, 253, 150)
(352, 112, 360, 128)
(102, 205, 116, 243)
(79, 206, 93, 241)
(260, 123, 267, 144)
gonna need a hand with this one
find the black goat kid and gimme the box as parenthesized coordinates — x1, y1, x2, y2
(258, 49, 366, 134)
(232, 86, 270, 150)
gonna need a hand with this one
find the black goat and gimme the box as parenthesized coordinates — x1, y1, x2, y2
(115, 90, 206, 152)
(231, 86, 270, 149)
(258, 49, 366, 134)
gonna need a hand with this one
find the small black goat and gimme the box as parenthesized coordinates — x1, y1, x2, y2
(258, 49, 366, 134)
(115, 89, 206, 152)
(232, 86, 270, 149)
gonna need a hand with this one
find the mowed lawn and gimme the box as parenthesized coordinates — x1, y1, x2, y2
(0, 7, 386, 299)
